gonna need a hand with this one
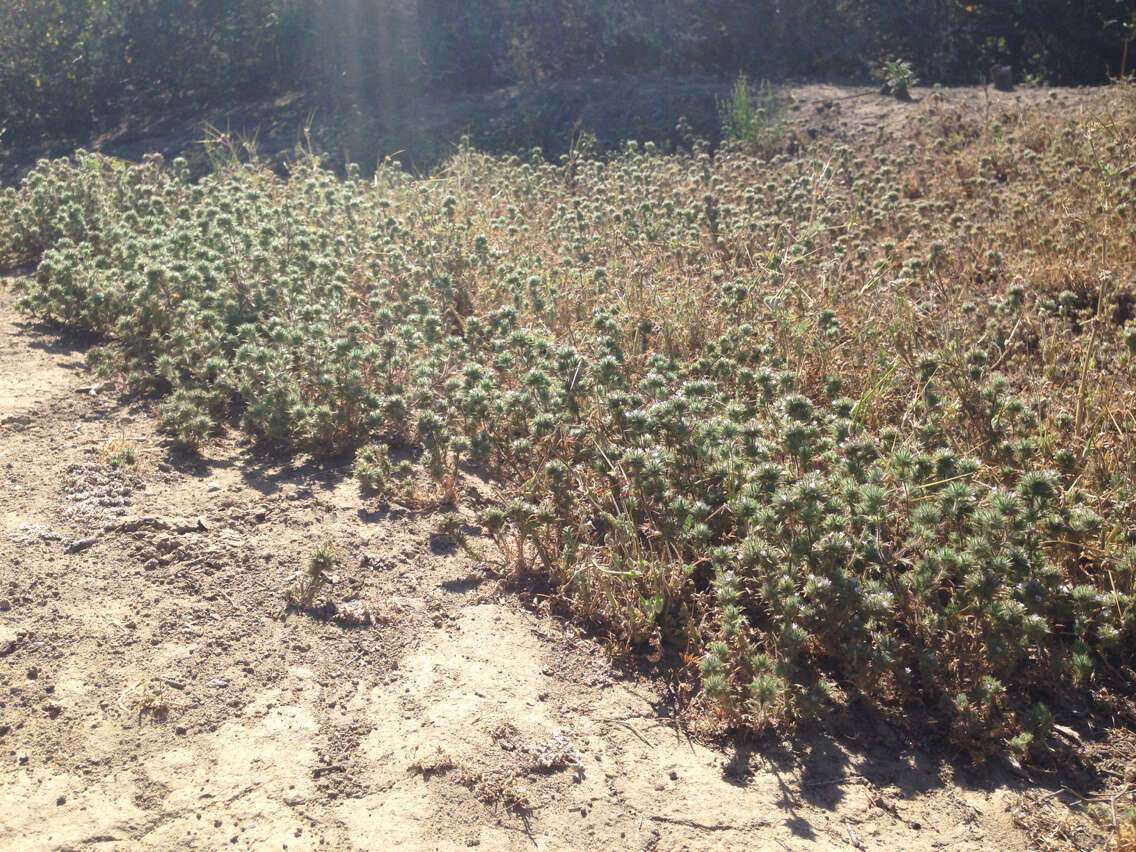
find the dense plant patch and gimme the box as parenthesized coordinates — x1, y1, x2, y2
(3, 86, 1136, 760)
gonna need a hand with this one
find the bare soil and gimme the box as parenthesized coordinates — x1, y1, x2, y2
(0, 81, 1127, 851)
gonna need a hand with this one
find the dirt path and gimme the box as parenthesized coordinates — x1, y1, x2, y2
(0, 279, 1048, 850)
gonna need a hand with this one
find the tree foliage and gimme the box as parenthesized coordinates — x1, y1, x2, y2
(1, 0, 1130, 145)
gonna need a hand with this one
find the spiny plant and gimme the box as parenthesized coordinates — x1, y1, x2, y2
(284, 539, 337, 612)
(353, 444, 394, 495)
(435, 512, 482, 560)
(3, 82, 1135, 760)
(103, 438, 138, 469)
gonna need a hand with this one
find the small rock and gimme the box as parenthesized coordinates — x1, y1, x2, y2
(0, 627, 20, 656)
(1053, 724, 1083, 746)
(18, 753, 28, 765)
(0, 599, 9, 611)
(990, 64, 1014, 91)
(56, 795, 66, 806)
(65, 536, 99, 554)
(175, 725, 187, 735)
(26, 667, 38, 680)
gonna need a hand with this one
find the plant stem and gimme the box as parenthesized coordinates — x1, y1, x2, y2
(1074, 275, 1110, 435)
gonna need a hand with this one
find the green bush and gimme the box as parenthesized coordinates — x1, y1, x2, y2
(717, 75, 788, 155)
(0, 0, 300, 143)
(880, 59, 918, 99)
(0, 1, 1130, 147)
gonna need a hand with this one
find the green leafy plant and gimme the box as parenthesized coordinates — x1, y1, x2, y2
(881, 58, 918, 100)
(717, 74, 787, 155)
